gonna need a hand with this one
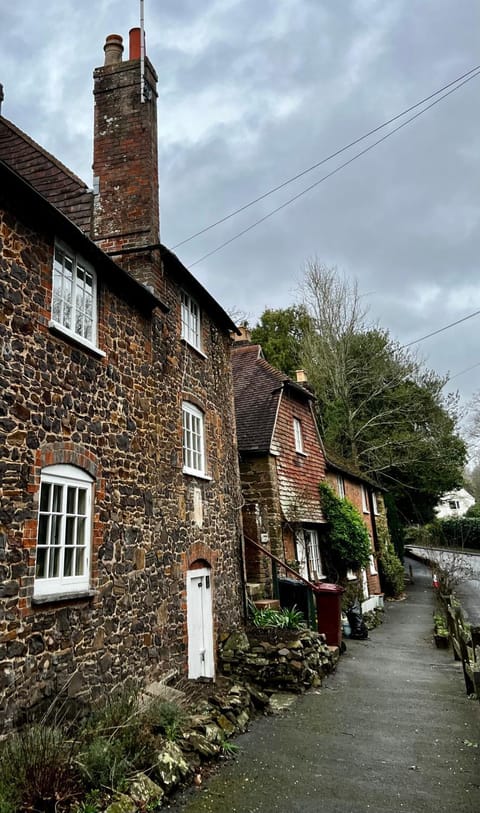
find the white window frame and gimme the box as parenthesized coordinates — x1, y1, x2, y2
(50, 241, 100, 351)
(182, 402, 206, 477)
(34, 464, 93, 598)
(369, 554, 378, 575)
(372, 491, 379, 515)
(293, 418, 304, 454)
(337, 475, 345, 499)
(361, 484, 369, 513)
(181, 290, 201, 351)
(297, 529, 325, 582)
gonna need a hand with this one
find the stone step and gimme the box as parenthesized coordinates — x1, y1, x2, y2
(246, 583, 264, 600)
(254, 599, 281, 611)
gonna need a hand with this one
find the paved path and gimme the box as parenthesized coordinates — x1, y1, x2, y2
(168, 559, 479, 813)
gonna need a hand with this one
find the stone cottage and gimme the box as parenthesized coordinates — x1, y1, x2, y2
(0, 29, 244, 732)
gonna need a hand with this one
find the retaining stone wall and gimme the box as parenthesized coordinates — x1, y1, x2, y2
(219, 627, 338, 692)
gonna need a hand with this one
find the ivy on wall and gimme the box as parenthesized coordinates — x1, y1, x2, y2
(319, 483, 371, 571)
(374, 502, 405, 597)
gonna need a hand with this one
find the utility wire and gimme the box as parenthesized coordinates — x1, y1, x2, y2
(188, 69, 480, 267)
(446, 361, 480, 384)
(172, 64, 480, 251)
(403, 308, 480, 348)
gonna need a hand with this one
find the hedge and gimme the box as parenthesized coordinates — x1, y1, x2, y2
(406, 518, 480, 551)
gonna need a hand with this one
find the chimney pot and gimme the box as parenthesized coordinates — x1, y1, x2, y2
(233, 325, 252, 343)
(104, 34, 123, 66)
(129, 27, 142, 60)
(296, 369, 308, 383)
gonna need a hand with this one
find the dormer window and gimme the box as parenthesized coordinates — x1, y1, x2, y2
(51, 242, 97, 345)
(293, 418, 304, 453)
(181, 291, 201, 350)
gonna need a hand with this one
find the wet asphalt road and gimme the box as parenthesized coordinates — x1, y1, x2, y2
(168, 559, 480, 813)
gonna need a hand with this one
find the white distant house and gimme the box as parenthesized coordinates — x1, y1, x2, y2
(435, 488, 475, 519)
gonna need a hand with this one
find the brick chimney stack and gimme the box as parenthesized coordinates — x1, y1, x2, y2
(92, 29, 161, 292)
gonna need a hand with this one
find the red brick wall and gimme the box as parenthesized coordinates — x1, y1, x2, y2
(326, 472, 382, 596)
(93, 57, 160, 260)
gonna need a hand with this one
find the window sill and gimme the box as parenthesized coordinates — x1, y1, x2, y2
(32, 589, 96, 605)
(182, 468, 212, 481)
(49, 321, 105, 358)
(295, 450, 308, 457)
(181, 338, 207, 359)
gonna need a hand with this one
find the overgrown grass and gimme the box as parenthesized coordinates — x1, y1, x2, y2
(0, 724, 81, 812)
(140, 697, 187, 742)
(0, 685, 192, 811)
(78, 686, 156, 791)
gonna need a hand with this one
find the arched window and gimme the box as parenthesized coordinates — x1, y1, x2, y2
(34, 464, 93, 598)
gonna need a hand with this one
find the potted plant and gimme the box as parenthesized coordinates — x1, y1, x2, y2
(433, 612, 449, 648)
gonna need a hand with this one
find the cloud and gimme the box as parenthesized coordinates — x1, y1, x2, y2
(1, 0, 479, 414)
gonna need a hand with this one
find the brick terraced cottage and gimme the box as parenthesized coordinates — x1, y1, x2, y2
(0, 29, 244, 731)
(231, 332, 328, 607)
(325, 456, 383, 611)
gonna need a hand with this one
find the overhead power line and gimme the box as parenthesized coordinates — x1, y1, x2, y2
(403, 308, 480, 348)
(171, 63, 480, 253)
(447, 361, 480, 384)
(187, 68, 480, 267)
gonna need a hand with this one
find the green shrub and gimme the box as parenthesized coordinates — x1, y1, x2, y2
(141, 698, 187, 741)
(465, 503, 480, 518)
(77, 736, 130, 792)
(80, 685, 151, 789)
(406, 518, 480, 551)
(319, 483, 371, 571)
(250, 604, 305, 629)
(376, 512, 404, 598)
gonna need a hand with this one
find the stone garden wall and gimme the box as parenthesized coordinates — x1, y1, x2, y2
(219, 627, 338, 692)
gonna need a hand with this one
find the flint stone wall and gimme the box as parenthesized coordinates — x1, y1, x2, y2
(0, 197, 244, 732)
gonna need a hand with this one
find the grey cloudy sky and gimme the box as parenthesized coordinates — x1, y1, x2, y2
(2, 1, 479, 417)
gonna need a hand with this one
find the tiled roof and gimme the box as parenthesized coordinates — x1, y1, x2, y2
(0, 117, 93, 235)
(231, 344, 282, 452)
(325, 447, 380, 488)
(231, 343, 311, 453)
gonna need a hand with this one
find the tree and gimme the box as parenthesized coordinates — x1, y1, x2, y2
(297, 260, 466, 524)
(250, 305, 312, 378)
(465, 461, 480, 503)
(251, 260, 466, 525)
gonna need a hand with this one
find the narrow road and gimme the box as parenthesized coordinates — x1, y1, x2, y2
(168, 559, 479, 813)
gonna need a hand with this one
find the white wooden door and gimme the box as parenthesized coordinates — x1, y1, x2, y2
(187, 567, 214, 679)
